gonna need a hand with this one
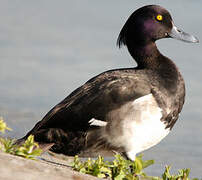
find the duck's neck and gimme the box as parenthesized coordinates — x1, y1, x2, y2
(127, 40, 180, 93)
(127, 41, 161, 69)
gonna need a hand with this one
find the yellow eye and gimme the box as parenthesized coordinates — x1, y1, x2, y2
(156, 14, 163, 21)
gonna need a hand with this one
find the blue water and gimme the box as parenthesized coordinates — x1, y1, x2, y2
(0, 0, 202, 177)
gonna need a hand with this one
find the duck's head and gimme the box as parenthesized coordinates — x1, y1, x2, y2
(117, 5, 199, 48)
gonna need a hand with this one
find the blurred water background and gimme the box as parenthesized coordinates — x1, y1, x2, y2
(0, 0, 201, 177)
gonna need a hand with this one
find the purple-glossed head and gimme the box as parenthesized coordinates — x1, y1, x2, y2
(117, 5, 199, 47)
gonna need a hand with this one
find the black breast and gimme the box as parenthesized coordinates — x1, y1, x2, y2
(147, 55, 185, 129)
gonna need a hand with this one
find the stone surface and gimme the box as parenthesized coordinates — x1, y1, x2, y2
(0, 151, 102, 180)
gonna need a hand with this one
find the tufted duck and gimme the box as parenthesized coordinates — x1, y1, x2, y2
(17, 5, 199, 161)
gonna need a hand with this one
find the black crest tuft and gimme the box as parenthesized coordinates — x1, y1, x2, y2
(117, 24, 127, 48)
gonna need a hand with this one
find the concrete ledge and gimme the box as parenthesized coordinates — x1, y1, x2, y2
(0, 151, 101, 180)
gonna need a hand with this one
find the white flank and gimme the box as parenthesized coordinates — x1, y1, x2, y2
(89, 118, 107, 126)
(121, 93, 170, 161)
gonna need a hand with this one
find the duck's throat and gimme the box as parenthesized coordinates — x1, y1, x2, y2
(127, 42, 160, 68)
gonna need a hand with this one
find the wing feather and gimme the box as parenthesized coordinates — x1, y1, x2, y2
(26, 69, 151, 138)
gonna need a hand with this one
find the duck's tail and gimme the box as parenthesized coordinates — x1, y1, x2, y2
(15, 136, 55, 153)
(15, 128, 86, 156)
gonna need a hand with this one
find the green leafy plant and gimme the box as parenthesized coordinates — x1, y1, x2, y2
(0, 135, 42, 159)
(0, 117, 11, 133)
(0, 117, 42, 159)
(72, 154, 201, 180)
(72, 155, 111, 178)
(72, 153, 154, 180)
(14, 135, 42, 159)
(0, 138, 16, 154)
(161, 166, 196, 180)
